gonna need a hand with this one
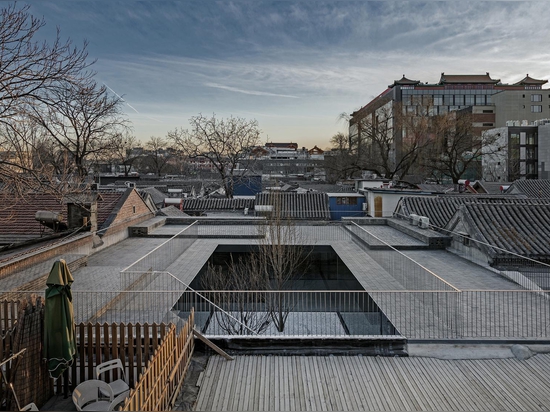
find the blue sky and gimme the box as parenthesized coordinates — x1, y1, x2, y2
(24, 1, 550, 149)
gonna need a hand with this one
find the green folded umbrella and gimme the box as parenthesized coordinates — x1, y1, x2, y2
(44, 259, 76, 379)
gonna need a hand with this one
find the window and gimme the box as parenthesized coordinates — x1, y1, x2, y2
(454, 95, 464, 105)
(132, 205, 136, 213)
(465, 95, 475, 105)
(532, 105, 543, 112)
(482, 123, 494, 126)
(336, 197, 358, 205)
(482, 109, 493, 113)
(476, 95, 486, 105)
(531, 94, 542, 102)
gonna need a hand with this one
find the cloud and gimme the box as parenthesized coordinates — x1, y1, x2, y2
(203, 82, 299, 99)
(27, 1, 550, 148)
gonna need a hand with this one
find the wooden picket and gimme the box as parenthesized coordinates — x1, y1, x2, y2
(122, 310, 195, 411)
(56, 321, 169, 394)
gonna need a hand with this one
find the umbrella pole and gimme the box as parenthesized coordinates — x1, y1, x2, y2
(63, 368, 70, 398)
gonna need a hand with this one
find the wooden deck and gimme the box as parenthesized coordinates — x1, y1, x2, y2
(194, 354, 550, 411)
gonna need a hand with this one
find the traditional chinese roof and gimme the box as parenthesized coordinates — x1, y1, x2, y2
(255, 192, 330, 220)
(449, 203, 550, 264)
(309, 145, 324, 154)
(390, 75, 421, 87)
(395, 195, 545, 230)
(439, 72, 500, 84)
(505, 180, 550, 198)
(181, 198, 254, 213)
(265, 142, 298, 149)
(513, 74, 548, 86)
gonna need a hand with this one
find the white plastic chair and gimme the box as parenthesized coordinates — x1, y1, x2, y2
(108, 392, 129, 411)
(72, 380, 113, 411)
(20, 403, 39, 411)
(95, 359, 130, 399)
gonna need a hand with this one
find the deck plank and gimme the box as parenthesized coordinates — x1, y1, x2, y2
(194, 354, 550, 411)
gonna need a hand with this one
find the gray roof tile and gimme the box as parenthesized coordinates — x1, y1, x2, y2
(396, 195, 550, 230)
(459, 203, 550, 261)
(506, 180, 550, 198)
(255, 192, 330, 220)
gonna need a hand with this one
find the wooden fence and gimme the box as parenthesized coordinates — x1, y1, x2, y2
(122, 310, 195, 411)
(1, 297, 50, 411)
(56, 322, 170, 395)
(0, 300, 18, 364)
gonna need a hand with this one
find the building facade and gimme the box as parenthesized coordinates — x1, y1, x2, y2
(350, 73, 550, 181)
(482, 121, 550, 181)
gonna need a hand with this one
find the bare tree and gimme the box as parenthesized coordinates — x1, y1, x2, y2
(110, 133, 138, 177)
(200, 192, 311, 334)
(422, 110, 504, 184)
(358, 102, 431, 180)
(28, 79, 129, 177)
(325, 132, 362, 182)
(0, 4, 92, 125)
(0, 3, 95, 198)
(144, 136, 170, 177)
(256, 191, 311, 332)
(201, 258, 271, 335)
(0, 118, 79, 200)
(168, 114, 261, 198)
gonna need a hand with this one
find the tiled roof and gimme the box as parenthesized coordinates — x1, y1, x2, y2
(139, 187, 165, 206)
(181, 198, 254, 213)
(513, 75, 548, 86)
(505, 180, 550, 198)
(471, 181, 513, 195)
(458, 203, 550, 260)
(415, 184, 455, 193)
(0, 191, 131, 240)
(439, 73, 500, 84)
(255, 192, 330, 220)
(391, 75, 420, 87)
(96, 192, 125, 227)
(395, 196, 550, 230)
(294, 183, 355, 193)
(0, 194, 66, 237)
(157, 206, 189, 217)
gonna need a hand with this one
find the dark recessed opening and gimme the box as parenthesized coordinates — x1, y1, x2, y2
(173, 245, 397, 336)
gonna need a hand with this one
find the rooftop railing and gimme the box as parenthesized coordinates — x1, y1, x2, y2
(6, 287, 548, 339)
(347, 222, 459, 292)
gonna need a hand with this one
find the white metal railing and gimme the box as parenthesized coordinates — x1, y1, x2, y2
(348, 222, 459, 291)
(4, 289, 550, 339)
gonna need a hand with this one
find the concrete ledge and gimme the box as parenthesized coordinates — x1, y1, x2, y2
(129, 216, 167, 236)
(387, 218, 451, 249)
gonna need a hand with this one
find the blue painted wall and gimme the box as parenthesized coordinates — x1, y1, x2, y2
(328, 195, 365, 220)
(232, 175, 262, 196)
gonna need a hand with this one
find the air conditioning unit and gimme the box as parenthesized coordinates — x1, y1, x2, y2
(418, 216, 430, 229)
(410, 214, 420, 226)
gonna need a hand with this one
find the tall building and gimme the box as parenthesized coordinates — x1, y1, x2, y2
(350, 73, 550, 181)
(482, 121, 550, 181)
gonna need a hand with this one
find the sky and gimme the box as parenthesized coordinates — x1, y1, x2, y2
(22, 1, 550, 149)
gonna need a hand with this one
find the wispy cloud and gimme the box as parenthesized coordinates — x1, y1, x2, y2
(26, 1, 550, 147)
(204, 82, 299, 99)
